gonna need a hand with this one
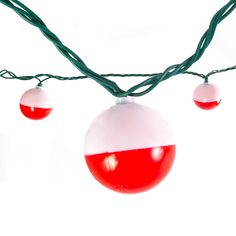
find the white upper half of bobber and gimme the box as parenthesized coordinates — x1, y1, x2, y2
(84, 102, 175, 155)
(193, 83, 221, 103)
(20, 87, 53, 108)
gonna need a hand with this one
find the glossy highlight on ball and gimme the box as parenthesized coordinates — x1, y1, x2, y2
(194, 100, 221, 110)
(20, 104, 52, 120)
(19, 87, 53, 120)
(86, 145, 176, 194)
(193, 83, 221, 110)
(84, 100, 176, 194)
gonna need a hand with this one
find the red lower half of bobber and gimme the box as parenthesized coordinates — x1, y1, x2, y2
(85, 145, 176, 194)
(20, 104, 53, 120)
(194, 100, 221, 110)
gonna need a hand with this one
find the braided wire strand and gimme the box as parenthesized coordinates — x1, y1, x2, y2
(1, 65, 236, 86)
(0, 0, 235, 96)
(207, 65, 236, 78)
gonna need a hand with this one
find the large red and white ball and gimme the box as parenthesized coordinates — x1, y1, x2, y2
(193, 83, 221, 110)
(20, 87, 53, 120)
(84, 100, 176, 194)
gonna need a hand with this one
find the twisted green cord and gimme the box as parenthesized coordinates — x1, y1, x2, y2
(0, 0, 235, 96)
(1, 65, 235, 86)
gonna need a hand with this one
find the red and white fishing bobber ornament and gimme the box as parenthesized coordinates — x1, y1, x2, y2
(193, 81, 221, 110)
(19, 84, 53, 120)
(84, 97, 176, 194)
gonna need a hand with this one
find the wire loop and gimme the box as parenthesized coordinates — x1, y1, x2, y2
(0, 0, 235, 96)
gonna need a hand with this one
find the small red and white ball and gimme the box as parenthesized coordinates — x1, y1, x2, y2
(193, 83, 221, 110)
(20, 86, 53, 120)
(84, 98, 176, 194)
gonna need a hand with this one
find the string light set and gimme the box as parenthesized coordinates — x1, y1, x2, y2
(0, 0, 236, 193)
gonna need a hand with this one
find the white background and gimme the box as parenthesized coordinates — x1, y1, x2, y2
(0, 0, 236, 235)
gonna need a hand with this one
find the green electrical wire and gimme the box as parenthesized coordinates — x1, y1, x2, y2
(0, 0, 235, 97)
(1, 65, 236, 86)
